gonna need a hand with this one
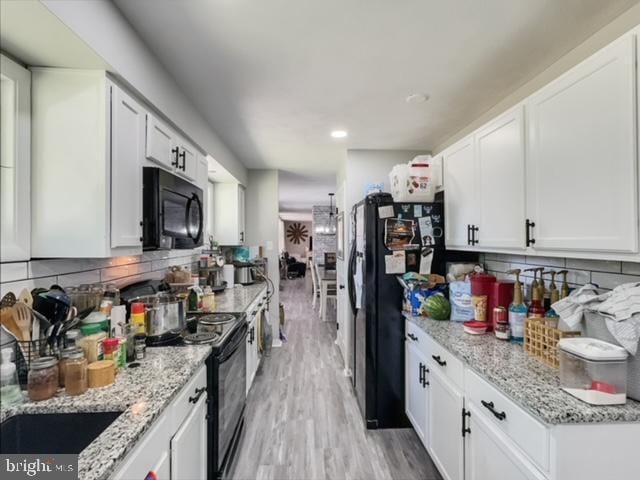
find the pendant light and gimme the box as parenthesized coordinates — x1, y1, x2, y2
(315, 193, 337, 235)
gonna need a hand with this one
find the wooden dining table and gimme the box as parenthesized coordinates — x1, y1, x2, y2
(317, 265, 337, 322)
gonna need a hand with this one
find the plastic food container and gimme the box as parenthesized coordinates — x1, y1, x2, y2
(388, 155, 442, 202)
(558, 337, 628, 405)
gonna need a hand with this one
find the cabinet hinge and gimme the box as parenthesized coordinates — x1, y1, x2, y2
(461, 407, 471, 437)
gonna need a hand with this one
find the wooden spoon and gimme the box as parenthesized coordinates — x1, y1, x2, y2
(13, 302, 32, 343)
(1, 307, 22, 340)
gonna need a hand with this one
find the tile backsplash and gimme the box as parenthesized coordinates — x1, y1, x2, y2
(479, 252, 640, 291)
(0, 249, 200, 297)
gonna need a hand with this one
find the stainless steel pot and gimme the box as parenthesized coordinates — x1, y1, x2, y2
(130, 293, 186, 338)
(234, 264, 256, 285)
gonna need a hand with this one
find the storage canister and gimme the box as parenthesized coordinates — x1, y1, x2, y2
(28, 356, 59, 401)
(64, 350, 88, 396)
(558, 337, 628, 405)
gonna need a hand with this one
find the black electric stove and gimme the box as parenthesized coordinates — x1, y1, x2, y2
(149, 311, 247, 480)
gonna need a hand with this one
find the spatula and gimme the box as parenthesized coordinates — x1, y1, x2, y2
(0, 307, 22, 340)
(18, 288, 33, 308)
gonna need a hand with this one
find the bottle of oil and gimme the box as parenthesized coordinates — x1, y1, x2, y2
(507, 269, 528, 344)
(544, 271, 560, 318)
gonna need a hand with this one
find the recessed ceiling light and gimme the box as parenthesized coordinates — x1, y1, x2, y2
(406, 93, 429, 104)
(331, 130, 348, 139)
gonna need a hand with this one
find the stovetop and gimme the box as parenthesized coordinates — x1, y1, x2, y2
(147, 311, 246, 350)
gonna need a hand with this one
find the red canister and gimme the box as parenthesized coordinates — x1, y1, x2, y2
(470, 273, 496, 330)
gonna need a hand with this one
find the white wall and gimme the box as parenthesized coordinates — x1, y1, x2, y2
(41, 0, 247, 184)
(245, 170, 281, 346)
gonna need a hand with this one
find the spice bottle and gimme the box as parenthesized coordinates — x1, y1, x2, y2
(1, 348, 23, 407)
(64, 350, 88, 396)
(493, 307, 510, 341)
(103, 338, 121, 371)
(28, 356, 59, 402)
(134, 333, 147, 360)
(64, 329, 82, 348)
(130, 302, 146, 335)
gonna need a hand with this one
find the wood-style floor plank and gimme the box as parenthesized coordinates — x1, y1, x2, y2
(232, 276, 442, 480)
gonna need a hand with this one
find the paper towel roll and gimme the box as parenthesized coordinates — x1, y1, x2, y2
(223, 264, 235, 288)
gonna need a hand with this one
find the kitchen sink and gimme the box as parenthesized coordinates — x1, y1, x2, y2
(0, 411, 123, 454)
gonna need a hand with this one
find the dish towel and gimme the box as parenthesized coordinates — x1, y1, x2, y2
(553, 282, 640, 355)
(551, 284, 603, 329)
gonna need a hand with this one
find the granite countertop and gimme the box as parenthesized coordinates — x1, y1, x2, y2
(406, 314, 640, 425)
(1, 346, 211, 480)
(213, 282, 268, 313)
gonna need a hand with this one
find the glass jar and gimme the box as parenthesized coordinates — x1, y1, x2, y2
(28, 356, 59, 401)
(65, 329, 82, 348)
(58, 346, 84, 387)
(64, 351, 88, 396)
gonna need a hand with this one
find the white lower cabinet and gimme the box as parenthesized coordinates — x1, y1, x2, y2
(246, 298, 266, 395)
(170, 393, 207, 480)
(465, 403, 545, 480)
(405, 319, 640, 480)
(405, 338, 429, 447)
(428, 366, 464, 480)
(111, 364, 208, 480)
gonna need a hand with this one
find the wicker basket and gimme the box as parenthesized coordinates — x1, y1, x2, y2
(524, 317, 581, 368)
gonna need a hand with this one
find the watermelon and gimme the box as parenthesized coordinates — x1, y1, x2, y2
(424, 294, 451, 320)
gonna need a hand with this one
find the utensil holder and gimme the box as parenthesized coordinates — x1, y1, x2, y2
(1, 337, 52, 385)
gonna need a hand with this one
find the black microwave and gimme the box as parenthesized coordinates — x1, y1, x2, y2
(142, 167, 204, 250)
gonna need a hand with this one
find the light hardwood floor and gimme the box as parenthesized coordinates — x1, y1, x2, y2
(232, 276, 442, 480)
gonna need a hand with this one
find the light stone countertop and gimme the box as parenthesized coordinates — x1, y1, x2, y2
(212, 282, 268, 313)
(1, 346, 211, 480)
(406, 314, 640, 425)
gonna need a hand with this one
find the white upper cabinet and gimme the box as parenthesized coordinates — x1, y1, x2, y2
(0, 54, 30, 262)
(213, 182, 246, 245)
(176, 138, 197, 181)
(145, 112, 200, 183)
(31, 69, 143, 257)
(526, 34, 638, 253)
(444, 137, 476, 249)
(111, 87, 145, 249)
(475, 106, 526, 250)
(146, 114, 178, 170)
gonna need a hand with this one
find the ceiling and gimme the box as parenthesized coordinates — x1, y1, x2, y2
(114, 0, 637, 210)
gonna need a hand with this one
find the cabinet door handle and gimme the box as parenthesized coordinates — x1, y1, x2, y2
(472, 225, 479, 245)
(432, 354, 446, 367)
(481, 400, 506, 421)
(179, 151, 186, 171)
(526, 219, 536, 247)
(407, 333, 418, 342)
(467, 224, 472, 246)
(189, 387, 206, 404)
(339, 285, 345, 289)
(171, 147, 180, 167)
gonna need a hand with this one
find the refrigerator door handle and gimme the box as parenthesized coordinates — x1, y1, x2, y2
(348, 239, 358, 316)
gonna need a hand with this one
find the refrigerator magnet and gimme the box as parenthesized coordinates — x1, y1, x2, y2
(378, 205, 395, 219)
(385, 250, 406, 274)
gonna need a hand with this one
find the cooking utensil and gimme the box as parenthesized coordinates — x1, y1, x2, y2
(13, 303, 32, 342)
(18, 288, 33, 308)
(33, 289, 73, 324)
(1, 307, 22, 340)
(128, 293, 186, 341)
(1, 292, 16, 308)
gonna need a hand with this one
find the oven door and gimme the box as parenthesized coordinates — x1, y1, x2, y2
(217, 324, 247, 468)
(161, 188, 203, 248)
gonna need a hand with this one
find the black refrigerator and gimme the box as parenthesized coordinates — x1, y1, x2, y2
(347, 192, 475, 429)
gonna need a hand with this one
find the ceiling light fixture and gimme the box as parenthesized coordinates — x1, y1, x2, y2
(330, 130, 348, 139)
(406, 93, 429, 104)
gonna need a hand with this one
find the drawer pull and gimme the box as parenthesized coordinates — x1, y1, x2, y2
(189, 387, 206, 404)
(407, 333, 418, 341)
(481, 400, 506, 421)
(432, 355, 446, 367)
